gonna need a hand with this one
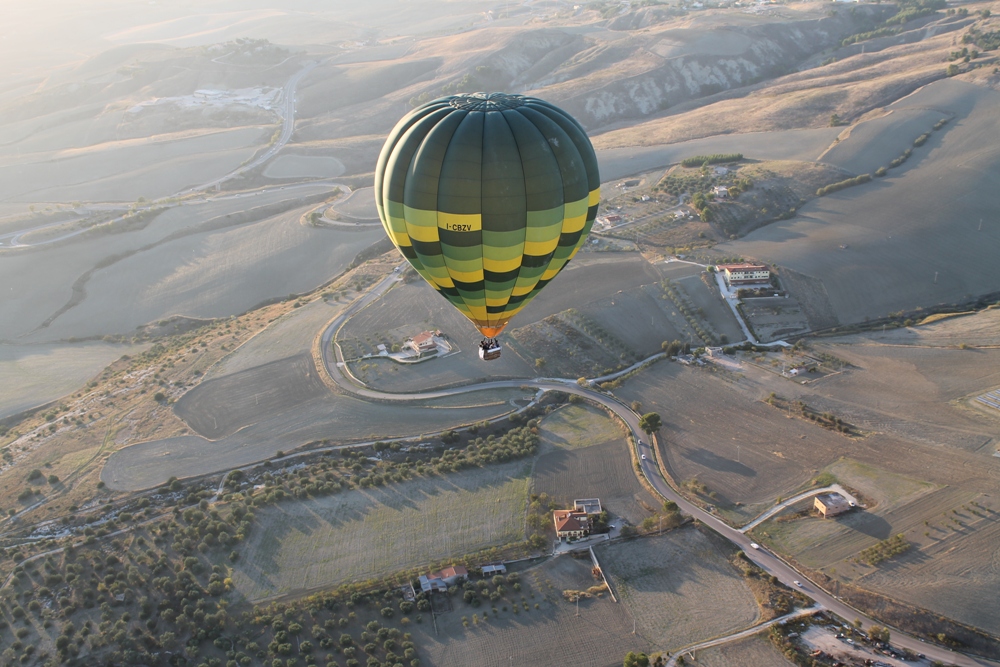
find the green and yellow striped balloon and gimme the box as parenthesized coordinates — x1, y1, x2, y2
(374, 92, 600, 338)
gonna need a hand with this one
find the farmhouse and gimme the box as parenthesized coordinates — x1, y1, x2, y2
(596, 214, 622, 228)
(814, 493, 851, 518)
(717, 262, 770, 286)
(405, 330, 440, 355)
(713, 186, 730, 198)
(553, 509, 592, 540)
(418, 565, 469, 592)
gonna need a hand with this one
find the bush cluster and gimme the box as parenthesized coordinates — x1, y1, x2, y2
(680, 153, 743, 168)
(816, 173, 871, 196)
(857, 533, 911, 565)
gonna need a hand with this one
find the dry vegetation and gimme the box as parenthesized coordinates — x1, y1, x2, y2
(232, 460, 532, 600)
(681, 632, 794, 667)
(599, 528, 759, 649)
(412, 555, 649, 667)
(532, 405, 669, 527)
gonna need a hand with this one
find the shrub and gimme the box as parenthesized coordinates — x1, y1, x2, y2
(680, 153, 743, 168)
(816, 174, 872, 196)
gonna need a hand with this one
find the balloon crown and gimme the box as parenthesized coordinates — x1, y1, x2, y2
(449, 92, 526, 111)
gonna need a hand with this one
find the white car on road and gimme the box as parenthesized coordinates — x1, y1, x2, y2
(750, 543, 760, 550)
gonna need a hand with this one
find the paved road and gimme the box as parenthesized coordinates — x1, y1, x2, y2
(316, 284, 997, 667)
(178, 60, 318, 196)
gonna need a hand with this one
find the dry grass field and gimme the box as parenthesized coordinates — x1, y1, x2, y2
(801, 342, 1000, 453)
(534, 402, 657, 523)
(616, 361, 849, 524)
(859, 501, 1000, 634)
(413, 555, 649, 667)
(727, 80, 1000, 327)
(534, 438, 657, 525)
(684, 632, 794, 667)
(230, 459, 532, 600)
(0, 186, 369, 344)
(340, 253, 668, 389)
(538, 404, 625, 450)
(203, 297, 343, 380)
(599, 528, 760, 649)
(175, 353, 329, 439)
(105, 387, 521, 490)
(0, 341, 143, 419)
(33, 206, 381, 343)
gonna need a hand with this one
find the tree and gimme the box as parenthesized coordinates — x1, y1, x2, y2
(624, 651, 650, 667)
(946, 63, 960, 76)
(830, 113, 841, 127)
(534, 358, 546, 369)
(868, 625, 890, 643)
(639, 413, 662, 435)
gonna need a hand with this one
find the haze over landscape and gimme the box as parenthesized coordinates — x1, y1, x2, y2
(1, 1, 1000, 666)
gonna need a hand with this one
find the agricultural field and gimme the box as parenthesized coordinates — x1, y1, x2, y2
(756, 482, 1000, 634)
(799, 339, 1000, 453)
(0, 126, 269, 203)
(0, 341, 144, 419)
(537, 403, 625, 450)
(533, 401, 658, 524)
(105, 386, 524, 490)
(751, 458, 941, 567)
(683, 632, 793, 667)
(507, 310, 645, 380)
(727, 80, 1000, 327)
(616, 361, 850, 525)
(340, 253, 669, 389)
(859, 500, 1000, 634)
(230, 459, 532, 600)
(740, 295, 811, 342)
(413, 554, 649, 667)
(598, 528, 760, 649)
(175, 353, 329, 439)
(202, 298, 343, 380)
(261, 154, 344, 179)
(0, 186, 374, 344)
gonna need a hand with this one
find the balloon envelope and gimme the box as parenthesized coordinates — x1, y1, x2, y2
(374, 92, 600, 338)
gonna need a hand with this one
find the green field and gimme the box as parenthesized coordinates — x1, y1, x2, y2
(539, 403, 625, 450)
(231, 460, 532, 600)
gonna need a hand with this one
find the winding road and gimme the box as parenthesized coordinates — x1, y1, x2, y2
(315, 272, 997, 667)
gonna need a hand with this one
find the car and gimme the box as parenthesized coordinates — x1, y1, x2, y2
(750, 543, 760, 549)
(640, 454, 647, 460)
(793, 580, 802, 587)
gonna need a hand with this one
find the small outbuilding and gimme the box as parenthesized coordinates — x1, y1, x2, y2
(574, 498, 603, 515)
(814, 493, 851, 518)
(418, 565, 468, 592)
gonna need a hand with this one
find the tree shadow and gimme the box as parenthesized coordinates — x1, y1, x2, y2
(681, 447, 756, 477)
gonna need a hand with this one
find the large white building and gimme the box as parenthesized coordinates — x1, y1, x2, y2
(716, 262, 770, 286)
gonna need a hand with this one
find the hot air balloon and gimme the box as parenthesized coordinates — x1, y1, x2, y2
(374, 92, 600, 361)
